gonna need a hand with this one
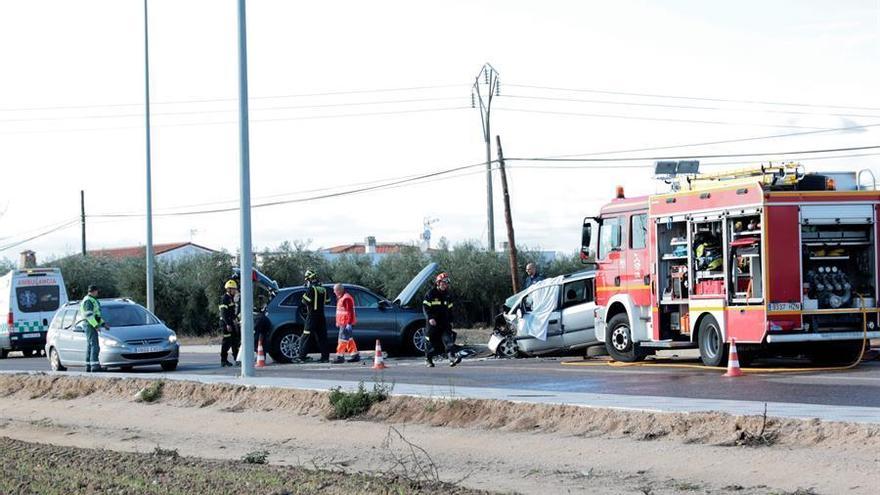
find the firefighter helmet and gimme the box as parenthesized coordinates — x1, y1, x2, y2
(435, 272, 450, 285)
(304, 269, 319, 282)
(224, 280, 238, 290)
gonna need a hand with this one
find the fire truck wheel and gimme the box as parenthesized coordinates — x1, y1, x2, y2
(605, 313, 644, 362)
(697, 316, 729, 367)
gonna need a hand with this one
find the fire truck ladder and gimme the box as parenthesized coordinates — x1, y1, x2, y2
(677, 162, 803, 191)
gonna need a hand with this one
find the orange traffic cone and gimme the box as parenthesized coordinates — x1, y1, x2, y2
(255, 337, 266, 368)
(372, 339, 387, 370)
(724, 338, 743, 377)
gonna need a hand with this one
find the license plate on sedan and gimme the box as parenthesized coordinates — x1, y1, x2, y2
(23, 333, 40, 338)
(135, 346, 161, 353)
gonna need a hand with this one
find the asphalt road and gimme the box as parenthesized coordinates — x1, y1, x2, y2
(3, 348, 880, 409)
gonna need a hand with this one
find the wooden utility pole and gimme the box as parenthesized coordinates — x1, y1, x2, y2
(80, 190, 86, 256)
(496, 135, 520, 293)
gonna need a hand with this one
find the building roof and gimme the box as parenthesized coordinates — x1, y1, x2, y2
(89, 242, 217, 260)
(325, 243, 413, 255)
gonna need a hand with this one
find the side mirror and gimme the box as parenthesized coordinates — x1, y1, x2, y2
(581, 217, 600, 263)
(378, 300, 391, 310)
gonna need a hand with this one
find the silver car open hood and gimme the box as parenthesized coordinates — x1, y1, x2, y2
(393, 262, 438, 307)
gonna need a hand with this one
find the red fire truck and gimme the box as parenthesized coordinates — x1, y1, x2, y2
(581, 163, 879, 366)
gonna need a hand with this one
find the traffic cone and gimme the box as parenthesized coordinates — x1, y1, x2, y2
(255, 337, 266, 368)
(372, 339, 387, 370)
(724, 338, 743, 377)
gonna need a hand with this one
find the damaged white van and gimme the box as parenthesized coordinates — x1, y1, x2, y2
(489, 270, 599, 357)
(0, 268, 69, 358)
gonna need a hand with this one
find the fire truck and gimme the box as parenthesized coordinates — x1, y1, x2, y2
(580, 162, 879, 366)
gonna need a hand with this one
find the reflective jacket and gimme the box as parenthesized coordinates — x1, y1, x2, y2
(300, 284, 329, 330)
(219, 293, 238, 330)
(422, 287, 454, 328)
(335, 292, 357, 327)
(80, 295, 105, 329)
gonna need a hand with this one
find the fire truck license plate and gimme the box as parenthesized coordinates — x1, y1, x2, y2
(769, 302, 801, 312)
(22, 333, 40, 338)
(135, 346, 161, 354)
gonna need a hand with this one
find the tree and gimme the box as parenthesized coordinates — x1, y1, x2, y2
(0, 258, 14, 277)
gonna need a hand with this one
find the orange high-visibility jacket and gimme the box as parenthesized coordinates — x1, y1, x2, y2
(335, 292, 357, 327)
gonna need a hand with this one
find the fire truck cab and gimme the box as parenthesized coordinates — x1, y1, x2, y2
(581, 164, 880, 366)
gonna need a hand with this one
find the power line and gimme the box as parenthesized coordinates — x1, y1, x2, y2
(535, 123, 880, 159)
(0, 220, 79, 253)
(503, 94, 880, 120)
(508, 151, 880, 170)
(89, 160, 493, 219)
(507, 83, 880, 112)
(0, 106, 471, 136)
(505, 145, 880, 163)
(0, 96, 467, 124)
(116, 165, 477, 215)
(496, 107, 832, 130)
(0, 83, 467, 113)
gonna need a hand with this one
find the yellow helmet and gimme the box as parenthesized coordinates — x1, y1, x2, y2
(224, 280, 238, 290)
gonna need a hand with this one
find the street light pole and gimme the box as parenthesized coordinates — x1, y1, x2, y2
(473, 63, 500, 251)
(236, 0, 255, 378)
(143, 0, 155, 313)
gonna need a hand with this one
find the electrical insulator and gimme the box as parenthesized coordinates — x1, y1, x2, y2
(471, 92, 475, 108)
(495, 80, 501, 96)
(485, 71, 490, 84)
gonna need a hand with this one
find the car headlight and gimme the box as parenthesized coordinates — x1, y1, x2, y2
(99, 336, 123, 347)
(168, 333, 178, 344)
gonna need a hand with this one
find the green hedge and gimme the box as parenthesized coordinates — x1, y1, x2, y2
(41, 243, 584, 335)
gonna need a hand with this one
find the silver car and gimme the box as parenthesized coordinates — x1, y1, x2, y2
(490, 270, 598, 357)
(45, 298, 180, 372)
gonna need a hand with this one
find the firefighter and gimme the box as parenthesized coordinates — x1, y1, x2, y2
(297, 269, 330, 363)
(81, 285, 109, 372)
(219, 280, 241, 367)
(422, 272, 461, 368)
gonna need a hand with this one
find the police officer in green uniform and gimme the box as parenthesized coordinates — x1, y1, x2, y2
(81, 285, 109, 372)
(297, 269, 330, 363)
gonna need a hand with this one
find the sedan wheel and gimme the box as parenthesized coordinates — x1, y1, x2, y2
(410, 326, 428, 354)
(279, 331, 301, 361)
(50, 348, 66, 372)
(497, 336, 519, 358)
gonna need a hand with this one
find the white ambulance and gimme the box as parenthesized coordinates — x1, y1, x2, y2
(0, 268, 68, 358)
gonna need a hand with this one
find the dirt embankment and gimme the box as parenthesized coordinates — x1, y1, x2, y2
(2, 373, 879, 494)
(3, 373, 878, 449)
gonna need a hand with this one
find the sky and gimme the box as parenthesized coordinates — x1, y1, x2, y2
(1, 0, 878, 263)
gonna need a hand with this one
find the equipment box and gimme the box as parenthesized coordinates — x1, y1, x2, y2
(695, 279, 724, 295)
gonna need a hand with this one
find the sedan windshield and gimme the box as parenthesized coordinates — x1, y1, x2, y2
(103, 305, 160, 327)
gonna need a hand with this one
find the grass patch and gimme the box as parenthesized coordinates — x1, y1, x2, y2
(328, 381, 392, 419)
(152, 445, 180, 460)
(135, 381, 164, 403)
(242, 449, 270, 464)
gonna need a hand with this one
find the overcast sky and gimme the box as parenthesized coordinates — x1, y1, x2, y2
(1, 0, 878, 263)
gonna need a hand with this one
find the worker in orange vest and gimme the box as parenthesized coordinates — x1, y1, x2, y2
(332, 283, 361, 363)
